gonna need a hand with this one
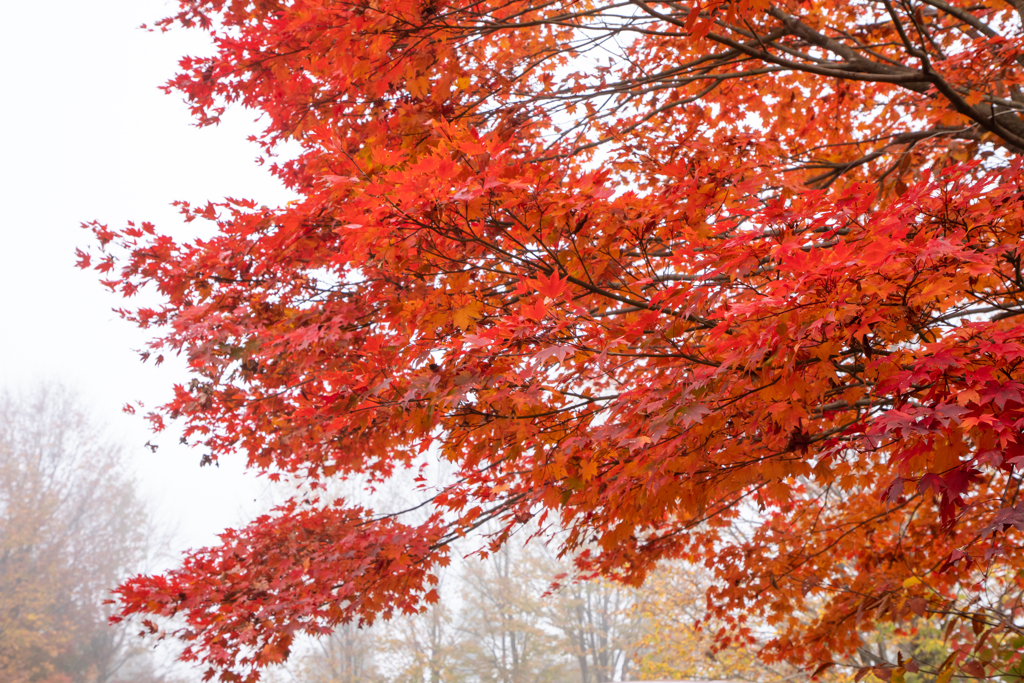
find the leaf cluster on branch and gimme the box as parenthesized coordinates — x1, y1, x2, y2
(80, 0, 1024, 680)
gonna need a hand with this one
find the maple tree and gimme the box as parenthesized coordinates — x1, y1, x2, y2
(81, 0, 1024, 679)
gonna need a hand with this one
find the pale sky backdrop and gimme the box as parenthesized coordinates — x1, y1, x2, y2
(0, 1, 298, 558)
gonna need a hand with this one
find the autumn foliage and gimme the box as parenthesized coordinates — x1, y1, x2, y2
(82, 0, 1024, 680)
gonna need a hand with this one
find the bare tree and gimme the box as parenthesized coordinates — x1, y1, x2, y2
(457, 543, 572, 683)
(287, 579, 465, 683)
(292, 621, 385, 683)
(385, 601, 466, 683)
(544, 578, 638, 683)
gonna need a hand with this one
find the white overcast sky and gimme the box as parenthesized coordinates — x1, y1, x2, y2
(0, 0, 298, 555)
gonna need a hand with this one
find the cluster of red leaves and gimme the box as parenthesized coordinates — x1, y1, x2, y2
(83, 0, 1024, 680)
(120, 503, 446, 673)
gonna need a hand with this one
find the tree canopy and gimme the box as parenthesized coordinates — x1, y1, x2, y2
(82, 0, 1024, 680)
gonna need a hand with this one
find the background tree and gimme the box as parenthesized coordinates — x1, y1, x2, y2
(287, 537, 645, 683)
(542, 575, 638, 683)
(289, 621, 385, 683)
(0, 387, 171, 683)
(452, 532, 642, 683)
(82, 0, 1024, 680)
(382, 603, 465, 683)
(855, 617, 950, 683)
(457, 545, 567, 683)
(289, 587, 465, 683)
(628, 563, 794, 683)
